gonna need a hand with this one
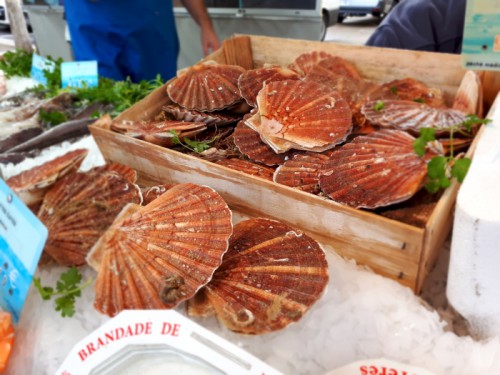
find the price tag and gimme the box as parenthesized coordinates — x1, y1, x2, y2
(0, 179, 48, 322)
(462, 0, 500, 71)
(30, 54, 56, 86)
(61, 61, 98, 89)
(325, 358, 436, 375)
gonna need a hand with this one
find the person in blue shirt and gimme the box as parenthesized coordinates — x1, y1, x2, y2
(65, 0, 220, 82)
(366, 0, 466, 54)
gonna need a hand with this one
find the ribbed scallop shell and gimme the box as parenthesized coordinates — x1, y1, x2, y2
(187, 218, 329, 334)
(167, 61, 245, 111)
(6, 149, 88, 207)
(141, 184, 174, 205)
(215, 158, 275, 181)
(111, 120, 207, 147)
(233, 119, 291, 166)
(91, 183, 233, 317)
(238, 66, 300, 107)
(315, 56, 362, 81)
(37, 164, 143, 266)
(319, 130, 437, 209)
(274, 153, 330, 193)
(161, 104, 241, 126)
(452, 71, 482, 116)
(288, 51, 335, 76)
(252, 80, 352, 153)
(378, 78, 446, 108)
(361, 100, 467, 135)
(97, 163, 138, 184)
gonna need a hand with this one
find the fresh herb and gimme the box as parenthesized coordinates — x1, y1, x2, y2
(0, 49, 33, 78)
(413, 115, 491, 193)
(373, 100, 385, 112)
(38, 109, 68, 127)
(33, 267, 92, 318)
(413, 98, 425, 103)
(169, 129, 215, 153)
(390, 86, 398, 95)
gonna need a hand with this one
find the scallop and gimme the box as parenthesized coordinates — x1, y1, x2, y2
(141, 184, 174, 205)
(111, 119, 207, 147)
(288, 50, 335, 76)
(453, 71, 483, 116)
(37, 164, 143, 266)
(6, 148, 88, 208)
(273, 153, 331, 193)
(251, 80, 352, 153)
(233, 118, 292, 166)
(238, 66, 300, 107)
(377, 78, 446, 108)
(319, 130, 439, 209)
(215, 158, 275, 181)
(361, 100, 468, 135)
(161, 104, 241, 127)
(91, 183, 233, 317)
(187, 218, 329, 334)
(167, 61, 245, 111)
(314, 56, 362, 81)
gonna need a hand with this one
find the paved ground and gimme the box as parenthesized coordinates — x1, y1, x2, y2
(325, 15, 380, 45)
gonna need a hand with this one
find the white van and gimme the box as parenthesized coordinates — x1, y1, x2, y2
(0, 0, 31, 30)
(338, 0, 400, 22)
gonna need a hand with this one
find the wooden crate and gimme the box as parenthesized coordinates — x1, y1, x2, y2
(89, 35, 499, 293)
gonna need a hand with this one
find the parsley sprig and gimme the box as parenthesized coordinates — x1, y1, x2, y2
(33, 267, 92, 318)
(169, 129, 215, 153)
(413, 114, 491, 193)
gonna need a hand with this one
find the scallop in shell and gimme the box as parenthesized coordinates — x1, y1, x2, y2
(167, 61, 245, 112)
(187, 218, 329, 334)
(141, 184, 174, 205)
(378, 78, 446, 108)
(274, 153, 330, 193)
(161, 104, 240, 127)
(111, 120, 207, 147)
(361, 100, 467, 135)
(233, 118, 292, 166)
(452, 71, 483, 116)
(91, 183, 233, 317)
(238, 66, 300, 107)
(215, 158, 275, 181)
(314, 56, 362, 81)
(288, 51, 334, 76)
(319, 130, 438, 209)
(37, 164, 143, 266)
(6, 148, 88, 208)
(251, 80, 352, 153)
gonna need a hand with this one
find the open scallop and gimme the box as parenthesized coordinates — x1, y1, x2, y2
(140, 184, 174, 205)
(187, 218, 329, 334)
(37, 164, 142, 266)
(6, 148, 88, 209)
(238, 66, 300, 107)
(161, 104, 241, 127)
(288, 50, 335, 76)
(250, 80, 352, 153)
(167, 61, 245, 112)
(90, 183, 233, 317)
(215, 158, 275, 181)
(319, 130, 439, 209)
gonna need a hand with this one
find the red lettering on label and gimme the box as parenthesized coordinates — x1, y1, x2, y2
(104, 332, 115, 343)
(78, 349, 88, 362)
(171, 323, 180, 336)
(161, 322, 181, 336)
(134, 323, 145, 335)
(360, 366, 368, 375)
(87, 343, 97, 356)
(115, 327, 124, 340)
(145, 322, 152, 335)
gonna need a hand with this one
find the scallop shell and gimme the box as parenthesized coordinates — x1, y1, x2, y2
(252, 80, 352, 153)
(141, 184, 174, 205)
(288, 51, 335, 76)
(238, 66, 300, 107)
(452, 71, 483, 116)
(361, 100, 467, 135)
(37, 164, 143, 266)
(315, 56, 362, 81)
(233, 119, 292, 166)
(319, 130, 438, 209)
(273, 153, 330, 193)
(378, 78, 446, 108)
(6, 148, 88, 207)
(111, 120, 207, 147)
(167, 61, 245, 111)
(187, 218, 329, 334)
(161, 104, 241, 126)
(215, 158, 275, 181)
(91, 183, 233, 317)
(97, 163, 138, 184)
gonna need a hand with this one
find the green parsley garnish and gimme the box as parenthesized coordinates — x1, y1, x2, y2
(169, 129, 215, 153)
(373, 100, 385, 112)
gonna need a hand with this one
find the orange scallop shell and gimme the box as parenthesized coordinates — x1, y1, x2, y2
(187, 218, 329, 334)
(452, 71, 483, 116)
(161, 104, 241, 126)
(37, 164, 143, 266)
(273, 153, 331, 193)
(287, 51, 335, 76)
(238, 66, 300, 107)
(92, 183, 233, 317)
(361, 100, 467, 135)
(319, 130, 437, 209)
(252, 80, 352, 153)
(111, 120, 207, 147)
(215, 158, 275, 181)
(6, 149, 88, 207)
(141, 184, 174, 205)
(378, 78, 446, 108)
(233, 119, 292, 166)
(167, 61, 245, 111)
(314, 56, 362, 81)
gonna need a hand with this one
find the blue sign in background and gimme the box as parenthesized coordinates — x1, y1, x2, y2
(30, 54, 56, 86)
(0, 179, 48, 322)
(61, 61, 98, 89)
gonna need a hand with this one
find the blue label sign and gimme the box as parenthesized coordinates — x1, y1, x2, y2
(30, 54, 56, 86)
(61, 61, 98, 89)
